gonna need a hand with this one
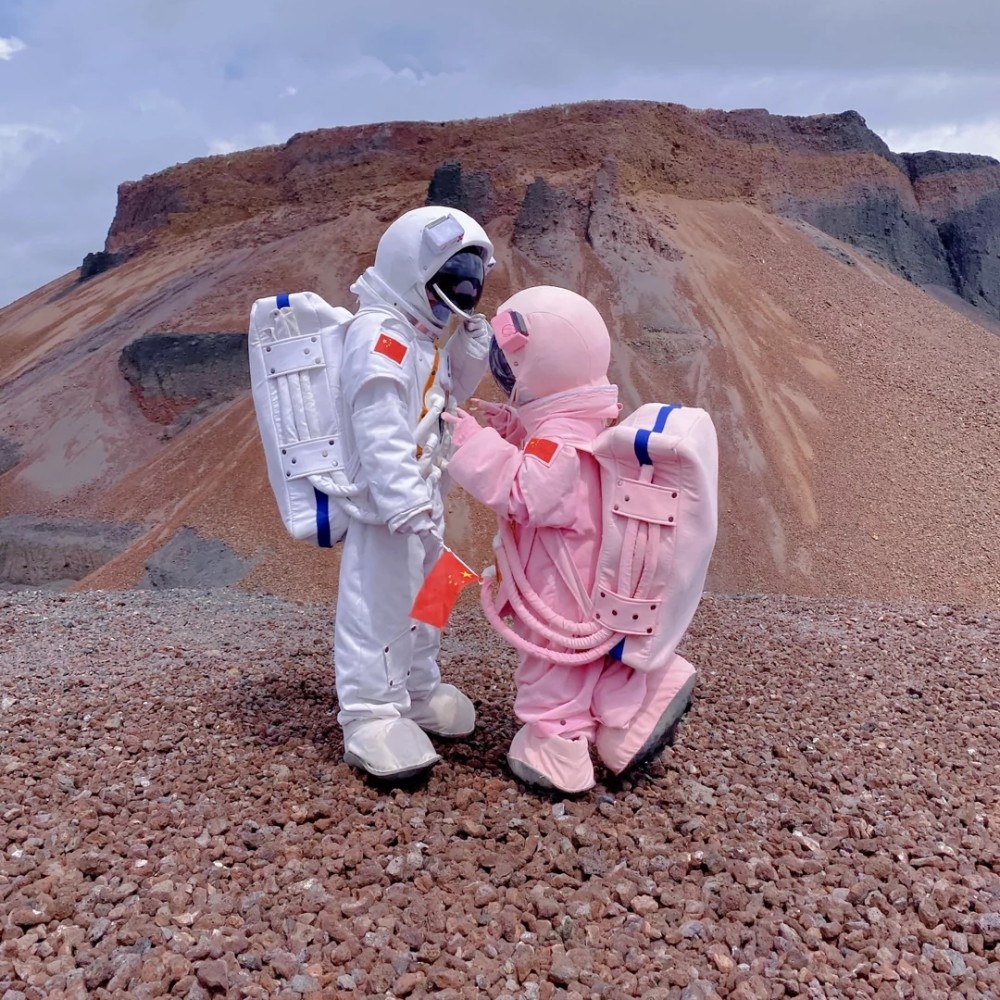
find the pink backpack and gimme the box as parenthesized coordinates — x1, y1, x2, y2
(480, 403, 719, 671)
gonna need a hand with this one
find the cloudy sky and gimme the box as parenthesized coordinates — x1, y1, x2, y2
(1, 0, 998, 307)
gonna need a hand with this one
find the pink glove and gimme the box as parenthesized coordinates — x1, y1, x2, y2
(441, 408, 484, 449)
(470, 398, 522, 440)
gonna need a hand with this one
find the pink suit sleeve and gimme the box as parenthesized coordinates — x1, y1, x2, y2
(447, 428, 584, 529)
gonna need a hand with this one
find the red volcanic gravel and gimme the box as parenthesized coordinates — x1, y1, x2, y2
(1, 589, 998, 999)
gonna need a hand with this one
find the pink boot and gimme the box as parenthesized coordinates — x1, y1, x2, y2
(595, 655, 697, 775)
(507, 725, 595, 794)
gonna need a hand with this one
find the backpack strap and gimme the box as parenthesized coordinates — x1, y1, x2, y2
(592, 404, 683, 660)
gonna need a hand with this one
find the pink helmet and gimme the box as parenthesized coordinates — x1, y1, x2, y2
(490, 285, 611, 402)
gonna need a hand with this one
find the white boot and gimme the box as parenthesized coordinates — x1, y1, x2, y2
(342, 717, 441, 780)
(404, 683, 476, 737)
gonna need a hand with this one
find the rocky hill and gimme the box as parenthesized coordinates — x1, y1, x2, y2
(102, 104, 1000, 320)
(1, 100, 998, 607)
(3, 101, 999, 1000)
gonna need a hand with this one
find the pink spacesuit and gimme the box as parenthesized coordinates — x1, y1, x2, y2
(444, 286, 698, 793)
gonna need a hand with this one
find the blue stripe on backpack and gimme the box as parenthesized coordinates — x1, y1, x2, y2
(314, 487, 332, 548)
(633, 404, 680, 466)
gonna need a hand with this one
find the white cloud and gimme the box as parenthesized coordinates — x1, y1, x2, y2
(894, 72, 964, 100)
(208, 122, 281, 157)
(884, 121, 1000, 161)
(4, 0, 1000, 307)
(0, 36, 26, 61)
(207, 138, 239, 155)
(130, 91, 188, 117)
(0, 124, 61, 190)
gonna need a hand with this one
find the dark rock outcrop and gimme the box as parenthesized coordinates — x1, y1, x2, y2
(0, 436, 19, 477)
(513, 177, 589, 266)
(795, 192, 955, 287)
(700, 111, 1000, 317)
(118, 332, 249, 426)
(78, 250, 123, 281)
(138, 527, 253, 590)
(0, 516, 142, 589)
(426, 161, 496, 222)
(703, 108, 905, 168)
(511, 161, 698, 366)
(938, 192, 1000, 311)
(906, 154, 1000, 315)
(902, 150, 1000, 182)
(587, 160, 683, 270)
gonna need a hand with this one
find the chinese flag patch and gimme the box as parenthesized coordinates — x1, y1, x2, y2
(410, 548, 481, 629)
(524, 438, 558, 464)
(373, 333, 408, 365)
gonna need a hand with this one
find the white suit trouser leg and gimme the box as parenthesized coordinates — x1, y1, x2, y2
(334, 517, 444, 726)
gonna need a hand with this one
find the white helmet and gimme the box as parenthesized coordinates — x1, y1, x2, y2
(353, 206, 495, 331)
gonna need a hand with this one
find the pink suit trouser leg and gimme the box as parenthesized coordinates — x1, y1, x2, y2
(513, 651, 649, 740)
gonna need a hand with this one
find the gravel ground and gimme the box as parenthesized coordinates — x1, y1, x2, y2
(1, 589, 998, 999)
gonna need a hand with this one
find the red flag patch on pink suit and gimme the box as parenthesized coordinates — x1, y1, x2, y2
(523, 438, 558, 464)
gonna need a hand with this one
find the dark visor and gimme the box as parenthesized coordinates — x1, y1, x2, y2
(489, 336, 516, 397)
(427, 249, 485, 312)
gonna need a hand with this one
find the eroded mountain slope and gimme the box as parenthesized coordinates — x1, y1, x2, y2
(1, 101, 997, 606)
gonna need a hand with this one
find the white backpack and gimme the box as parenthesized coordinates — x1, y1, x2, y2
(248, 292, 359, 547)
(249, 291, 458, 547)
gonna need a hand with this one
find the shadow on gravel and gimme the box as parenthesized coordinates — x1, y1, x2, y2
(219, 665, 342, 753)
(217, 656, 521, 783)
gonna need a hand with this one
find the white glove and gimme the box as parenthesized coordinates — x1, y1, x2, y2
(392, 509, 437, 537)
(463, 313, 492, 338)
(457, 314, 493, 358)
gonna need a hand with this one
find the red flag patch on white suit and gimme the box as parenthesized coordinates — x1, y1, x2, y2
(373, 333, 408, 365)
(410, 548, 481, 629)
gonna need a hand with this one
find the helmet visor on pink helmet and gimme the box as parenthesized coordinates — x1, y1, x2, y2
(488, 309, 529, 397)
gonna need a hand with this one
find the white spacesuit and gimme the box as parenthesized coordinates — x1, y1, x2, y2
(334, 206, 495, 780)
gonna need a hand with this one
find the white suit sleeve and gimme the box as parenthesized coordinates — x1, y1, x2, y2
(351, 378, 433, 530)
(446, 317, 491, 403)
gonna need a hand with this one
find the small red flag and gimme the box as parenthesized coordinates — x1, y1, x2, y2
(373, 333, 408, 365)
(410, 548, 481, 629)
(524, 437, 558, 464)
